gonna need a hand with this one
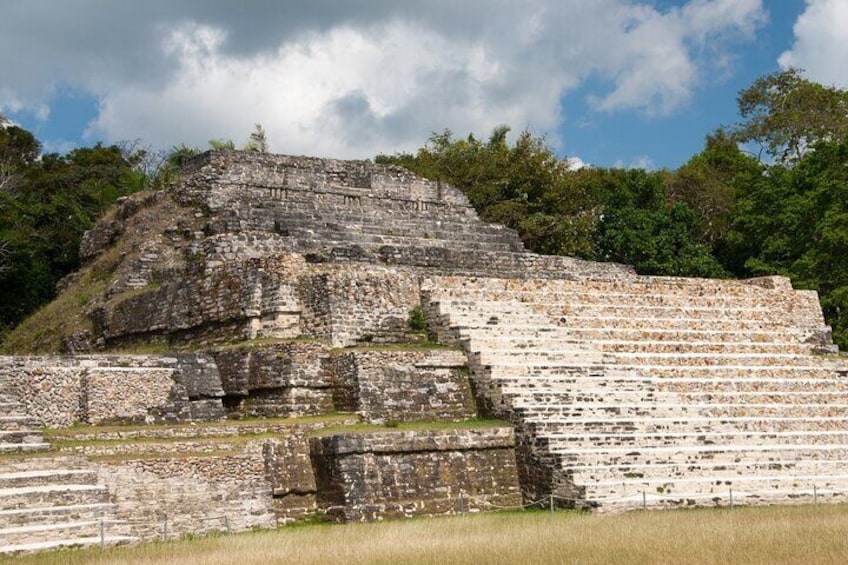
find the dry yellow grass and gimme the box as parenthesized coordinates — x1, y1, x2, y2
(6, 505, 848, 565)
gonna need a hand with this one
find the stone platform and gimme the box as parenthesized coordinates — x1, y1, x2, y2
(4, 150, 848, 552)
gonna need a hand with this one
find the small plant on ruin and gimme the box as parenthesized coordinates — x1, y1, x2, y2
(408, 306, 427, 332)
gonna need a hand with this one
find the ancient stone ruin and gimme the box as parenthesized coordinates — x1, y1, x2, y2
(2, 150, 848, 553)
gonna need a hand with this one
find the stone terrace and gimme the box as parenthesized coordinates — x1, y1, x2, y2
(177, 151, 526, 257)
(423, 275, 848, 509)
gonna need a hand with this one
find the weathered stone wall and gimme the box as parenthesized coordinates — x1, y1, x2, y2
(98, 443, 277, 541)
(0, 354, 225, 427)
(96, 256, 305, 347)
(310, 428, 522, 522)
(176, 151, 473, 211)
(301, 266, 423, 347)
(330, 349, 473, 424)
(210, 341, 333, 418)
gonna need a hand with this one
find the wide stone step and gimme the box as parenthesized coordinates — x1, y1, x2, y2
(477, 351, 826, 368)
(524, 415, 848, 433)
(0, 455, 91, 474)
(441, 298, 779, 315)
(0, 415, 41, 429)
(0, 534, 138, 555)
(0, 484, 110, 510)
(314, 219, 521, 242)
(0, 430, 45, 444)
(427, 274, 799, 300)
(500, 374, 848, 393)
(426, 274, 786, 295)
(446, 313, 810, 337)
(607, 351, 824, 366)
(496, 303, 789, 322)
(510, 390, 848, 406)
(283, 227, 520, 252)
(51, 436, 260, 457)
(0, 469, 99, 490)
(0, 442, 51, 453)
(550, 443, 848, 467)
(436, 289, 797, 311)
(485, 362, 842, 381)
(562, 457, 848, 484)
(270, 206, 483, 226)
(545, 430, 848, 449)
(510, 402, 848, 420)
(451, 316, 813, 333)
(475, 351, 606, 366)
(0, 520, 127, 547)
(580, 474, 848, 506)
(473, 339, 814, 356)
(0, 502, 114, 528)
(467, 327, 814, 345)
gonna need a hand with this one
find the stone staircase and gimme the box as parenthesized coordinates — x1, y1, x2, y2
(422, 275, 848, 510)
(0, 378, 134, 554)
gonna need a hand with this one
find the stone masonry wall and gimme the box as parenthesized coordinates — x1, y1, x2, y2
(330, 349, 474, 424)
(96, 257, 303, 347)
(301, 266, 422, 347)
(98, 442, 277, 541)
(176, 151, 473, 212)
(310, 428, 522, 522)
(210, 341, 333, 418)
(0, 354, 225, 427)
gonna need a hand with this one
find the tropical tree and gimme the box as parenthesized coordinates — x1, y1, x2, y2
(733, 68, 848, 163)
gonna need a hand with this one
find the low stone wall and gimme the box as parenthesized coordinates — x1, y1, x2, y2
(310, 427, 522, 522)
(0, 354, 225, 427)
(330, 349, 473, 424)
(176, 151, 472, 213)
(98, 442, 277, 541)
(210, 341, 334, 418)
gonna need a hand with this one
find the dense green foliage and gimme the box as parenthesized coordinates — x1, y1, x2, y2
(0, 126, 146, 337)
(377, 128, 726, 278)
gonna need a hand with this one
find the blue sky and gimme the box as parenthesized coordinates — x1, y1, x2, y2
(1, 1, 846, 170)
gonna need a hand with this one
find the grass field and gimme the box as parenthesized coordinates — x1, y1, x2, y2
(6, 505, 848, 565)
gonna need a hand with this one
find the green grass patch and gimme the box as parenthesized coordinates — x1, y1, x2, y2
(49, 431, 286, 449)
(0, 273, 108, 354)
(309, 417, 510, 438)
(330, 341, 462, 354)
(89, 449, 243, 464)
(0, 242, 125, 354)
(44, 414, 357, 439)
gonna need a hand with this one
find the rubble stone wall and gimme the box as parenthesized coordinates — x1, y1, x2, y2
(98, 443, 277, 541)
(0, 354, 225, 426)
(330, 349, 473, 423)
(310, 428, 522, 522)
(210, 341, 333, 418)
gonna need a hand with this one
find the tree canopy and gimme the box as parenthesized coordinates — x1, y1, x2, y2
(733, 68, 848, 163)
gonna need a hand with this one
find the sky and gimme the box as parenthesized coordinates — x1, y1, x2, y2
(1, 0, 846, 170)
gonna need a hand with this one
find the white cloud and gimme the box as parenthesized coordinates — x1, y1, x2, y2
(0, 1, 767, 158)
(779, 0, 848, 87)
(565, 156, 587, 171)
(613, 155, 657, 171)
